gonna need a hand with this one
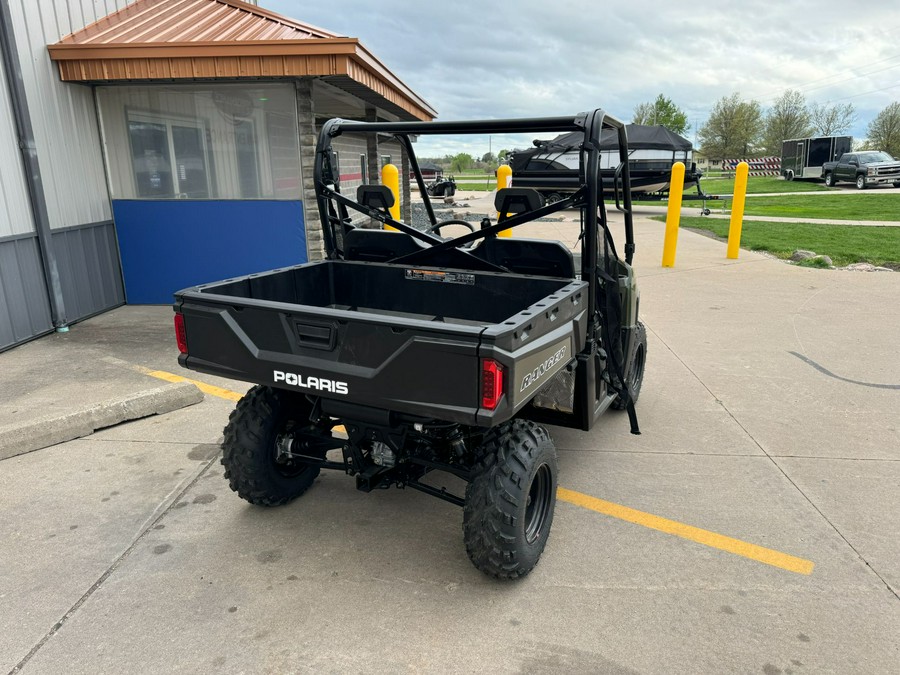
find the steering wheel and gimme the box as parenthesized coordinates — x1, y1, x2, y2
(428, 219, 476, 235)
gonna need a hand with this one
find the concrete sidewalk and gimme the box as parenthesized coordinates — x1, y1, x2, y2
(1, 214, 899, 673)
(0, 310, 225, 459)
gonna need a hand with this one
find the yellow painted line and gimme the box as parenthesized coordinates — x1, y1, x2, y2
(138, 368, 244, 401)
(557, 487, 814, 575)
(138, 366, 811, 574)
(137, 367, 347, 434)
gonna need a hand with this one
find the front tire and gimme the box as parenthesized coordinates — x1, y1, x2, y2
(856, 175, 867, 190)
(824, 172, 835, 187)
(221, 385, 327, 506)
(463, 420, 558, 580)
(613, 321, 648, 409)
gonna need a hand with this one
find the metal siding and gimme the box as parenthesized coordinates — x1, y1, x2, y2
(47, 1, 435, 121)
(8, 0, 132, 230)
(52, 220, 124, 319)
(0, 44, 34, 238)
(55, 0, 339, 44)
(0, 236, 53, 350)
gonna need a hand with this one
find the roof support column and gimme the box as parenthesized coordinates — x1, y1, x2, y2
(295, 78, 325, 260)
(400, 143, 411, 224)
(365, 107, 380, 182)
(364, 107, 381, 228)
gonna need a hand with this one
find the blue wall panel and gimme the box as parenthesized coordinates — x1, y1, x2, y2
(113, 200, 306, 304)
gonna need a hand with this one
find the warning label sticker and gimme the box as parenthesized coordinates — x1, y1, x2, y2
(404, 269, 475, 285)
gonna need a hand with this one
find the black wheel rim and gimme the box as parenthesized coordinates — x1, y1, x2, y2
(633, 344, 646, 388)
(273, 424, 322, 478)
(525, 463, 552, 544)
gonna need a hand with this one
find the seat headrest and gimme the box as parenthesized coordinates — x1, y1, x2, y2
(356, 184, 395, 210)
(494, 187, 545, 214)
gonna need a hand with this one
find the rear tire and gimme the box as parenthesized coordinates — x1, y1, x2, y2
(824, 172, 835, 187)
(463, 420, 557, 580)
(221, 385, 326, 506)
(613, 321, 647, 409)
(856, 175, 867, 190)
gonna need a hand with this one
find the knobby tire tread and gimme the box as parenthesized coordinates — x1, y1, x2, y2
(463, 419, 557, 580)
(613, 321, 647, 410)
(221, 385, 320, 507)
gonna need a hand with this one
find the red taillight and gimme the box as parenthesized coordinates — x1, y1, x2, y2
(481, 358, 504, 410)
(174, 313, 188, 354)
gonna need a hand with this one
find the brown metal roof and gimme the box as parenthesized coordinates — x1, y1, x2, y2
(48, 0, 436, 121)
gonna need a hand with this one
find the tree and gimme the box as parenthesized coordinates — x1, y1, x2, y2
(632, 94, 689, 135)
(762, 89, 812, 155)
(481, 151, 496, 164)
(866, 101, 900, 156)
(450, 152, 474, 173)
(698, 93, 763, 159)
(810, 102, 856, 136)
(497, 149, 509, 161)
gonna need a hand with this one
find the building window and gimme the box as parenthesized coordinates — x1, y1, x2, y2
(98, 83, 300, 200)
(381, 154, 392, 168)
(127, 113, 211, 199)
(359, 154, 368, 183)
(234, 118, 260, 198)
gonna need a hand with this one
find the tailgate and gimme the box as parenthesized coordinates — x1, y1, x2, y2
(176, 296, 486, 424)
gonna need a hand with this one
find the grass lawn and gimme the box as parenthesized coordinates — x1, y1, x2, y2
(701, 176, 831, 195)
(632, 177, 830, 206)
(740, 193, 900, 220)
(669, 216, 900, 267)
(455, 182, 495, 191)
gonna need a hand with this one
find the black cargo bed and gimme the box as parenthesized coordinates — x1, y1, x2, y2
(176, 260, 587, 425)
(192, 260, 574, 326)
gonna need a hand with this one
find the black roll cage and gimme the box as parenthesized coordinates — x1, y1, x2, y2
(313, 110, 639, 434)
(313, 109, 635, 276)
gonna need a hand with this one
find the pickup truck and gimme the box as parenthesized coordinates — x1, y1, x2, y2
(822, 151, 900, 189)
(173, 110, 646, 579)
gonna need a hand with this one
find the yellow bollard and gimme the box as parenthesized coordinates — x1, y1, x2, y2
(727, 162, 749, 259)
(661, 161, 685, 267)
(496, 164, 512, 237)
(381, 163, 401, 230)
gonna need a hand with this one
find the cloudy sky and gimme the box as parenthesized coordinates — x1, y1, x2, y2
(266, 0, 900, 157)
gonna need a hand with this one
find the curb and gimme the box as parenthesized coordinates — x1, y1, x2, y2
(0, 381, 204, 461)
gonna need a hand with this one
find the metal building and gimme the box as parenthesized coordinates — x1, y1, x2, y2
(0, 0, 435, 351)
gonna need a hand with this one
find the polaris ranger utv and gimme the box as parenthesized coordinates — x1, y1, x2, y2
(173, 109, 646, 579)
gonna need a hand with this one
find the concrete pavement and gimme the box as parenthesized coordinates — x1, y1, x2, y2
(1, 214, 898, 673)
